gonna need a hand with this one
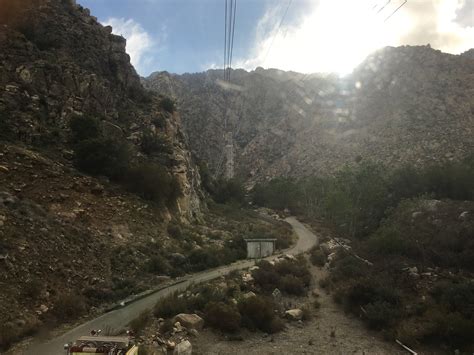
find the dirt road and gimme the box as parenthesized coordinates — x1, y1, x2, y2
(24, 217, 317, 355)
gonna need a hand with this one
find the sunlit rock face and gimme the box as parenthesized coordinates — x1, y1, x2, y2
(144, 45, 474, 183)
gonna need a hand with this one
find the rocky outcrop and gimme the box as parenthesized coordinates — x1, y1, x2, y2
(144, 45, 474, 183)
(0, 0, 203, 220)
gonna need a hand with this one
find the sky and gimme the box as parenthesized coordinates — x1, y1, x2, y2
(78, 0, 474, 76)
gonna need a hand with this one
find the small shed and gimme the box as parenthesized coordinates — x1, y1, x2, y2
(244, 238, 277, 259)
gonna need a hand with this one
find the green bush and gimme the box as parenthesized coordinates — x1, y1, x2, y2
(252, 259, 311, 294)
(74, 138, 130, 179)
(275, 258, 312, 286)
(140, 130, 172, 155)
(159, 97, 175, 113)
(310, 247, 327, 266)
(154, 293, 189, 319)
(23, 279, 43, 299)
(128, 310, 151, 334)
(279, 275, 306, 296)
(145, 255, 170, 274)
(167, 223, 183, 239)
(0, 324, 19, 351)
(204, 302, 241, 333)
(351, 282, 400, 307)
(238, 296, 282, 333)
(364, 301, 398, 330)
(424, 311, 474, 350)
(69, 115, 101, 143)
(432, 281, 474, 318)
(213, 179, 246, 205)
(252, 261, 281, 292)
(124, 163, 180, 203)
(51, 293, 86, 321)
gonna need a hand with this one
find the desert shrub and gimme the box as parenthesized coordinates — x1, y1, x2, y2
(69, 115, 101, 143)
(140, 130, 172, 155)
(252, 177, 301, 211)
(154, 293, 189, 319)
(318, 277, 331, 289)
(51, 293, 86, 321)
(364, 300, 398, 329)
(238, 295, 281, 333)
(310, 247, 327, 266)
(111, 277, 138, 297)
(83, 287, 114, 304)
(279, 275, 306, 296)
(252, 261, 281, 291)
(188, 248, 221, 271)
(343, 281, 401, 313)
(275, 258, 311, 286)
(253, 259, 311, 294)
(145, 255, 170, 274)
(330, 255, 370, 282)
(74, 138, 130, 180)
(197, 160, 215, 194)
(23, 279, 43, 299)
(167, 223, 182, 239)
(154, 286, 226, 320)
(128, 310, 151, 334)
(0, 324, 19, 351)
(204, 302, 241, 332)
(213, 179, 245, 205)
(124, 163, 180, 203)
(160, 97, 175, 113)
(423, 311, 474, 350)
(432, 281, 474, 318)
(366, 225, 419, 258)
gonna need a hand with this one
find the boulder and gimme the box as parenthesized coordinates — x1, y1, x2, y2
(0, 165, 9, 173)
(243, 291, 256, 299)
(411, 211, 422, 219)
(173, 340, 192, 355)
(173, 321, 185, 333)
(285, 309, 303, 321)
(272, 288, 282, 301)
(173, 313, 204, 330)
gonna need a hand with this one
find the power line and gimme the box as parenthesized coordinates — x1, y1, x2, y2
(384, 0, 407, 22)
(224, 0, 228, 80)
(262, 0, 293, 66)
(228, 0, 237, 81)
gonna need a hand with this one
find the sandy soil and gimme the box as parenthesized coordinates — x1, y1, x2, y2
(193, 266, 404, 355)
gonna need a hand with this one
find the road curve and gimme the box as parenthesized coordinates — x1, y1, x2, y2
(26, 217, 317, 355)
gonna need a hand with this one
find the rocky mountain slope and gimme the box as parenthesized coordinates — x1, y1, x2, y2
(144, 45, 474, 182)
(0, 0, 208, 348)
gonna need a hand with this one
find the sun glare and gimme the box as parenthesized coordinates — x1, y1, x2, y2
(261, 0, 414, 75)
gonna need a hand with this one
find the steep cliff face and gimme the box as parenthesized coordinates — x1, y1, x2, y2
(0, 0, 204, 343)
(144, 45, 474, 182)
(0, 0, 202, 218)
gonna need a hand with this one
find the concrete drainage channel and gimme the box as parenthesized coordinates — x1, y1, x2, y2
(25, 217, 317, 355)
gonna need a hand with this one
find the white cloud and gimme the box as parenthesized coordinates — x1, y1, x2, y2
(236, 0, 474, 75)
(104, 17, 157, 75)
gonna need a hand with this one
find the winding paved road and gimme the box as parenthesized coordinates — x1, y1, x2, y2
(26, 217, 317, 355)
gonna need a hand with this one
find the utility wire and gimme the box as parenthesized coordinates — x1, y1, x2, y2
(228, 0, 237, 81)
(262, 0, 293, 66)
(224, 0, 228, 80)
(384, 0, 407, 22)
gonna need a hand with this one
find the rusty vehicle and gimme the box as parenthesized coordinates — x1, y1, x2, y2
(64, 333, 138, 355)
